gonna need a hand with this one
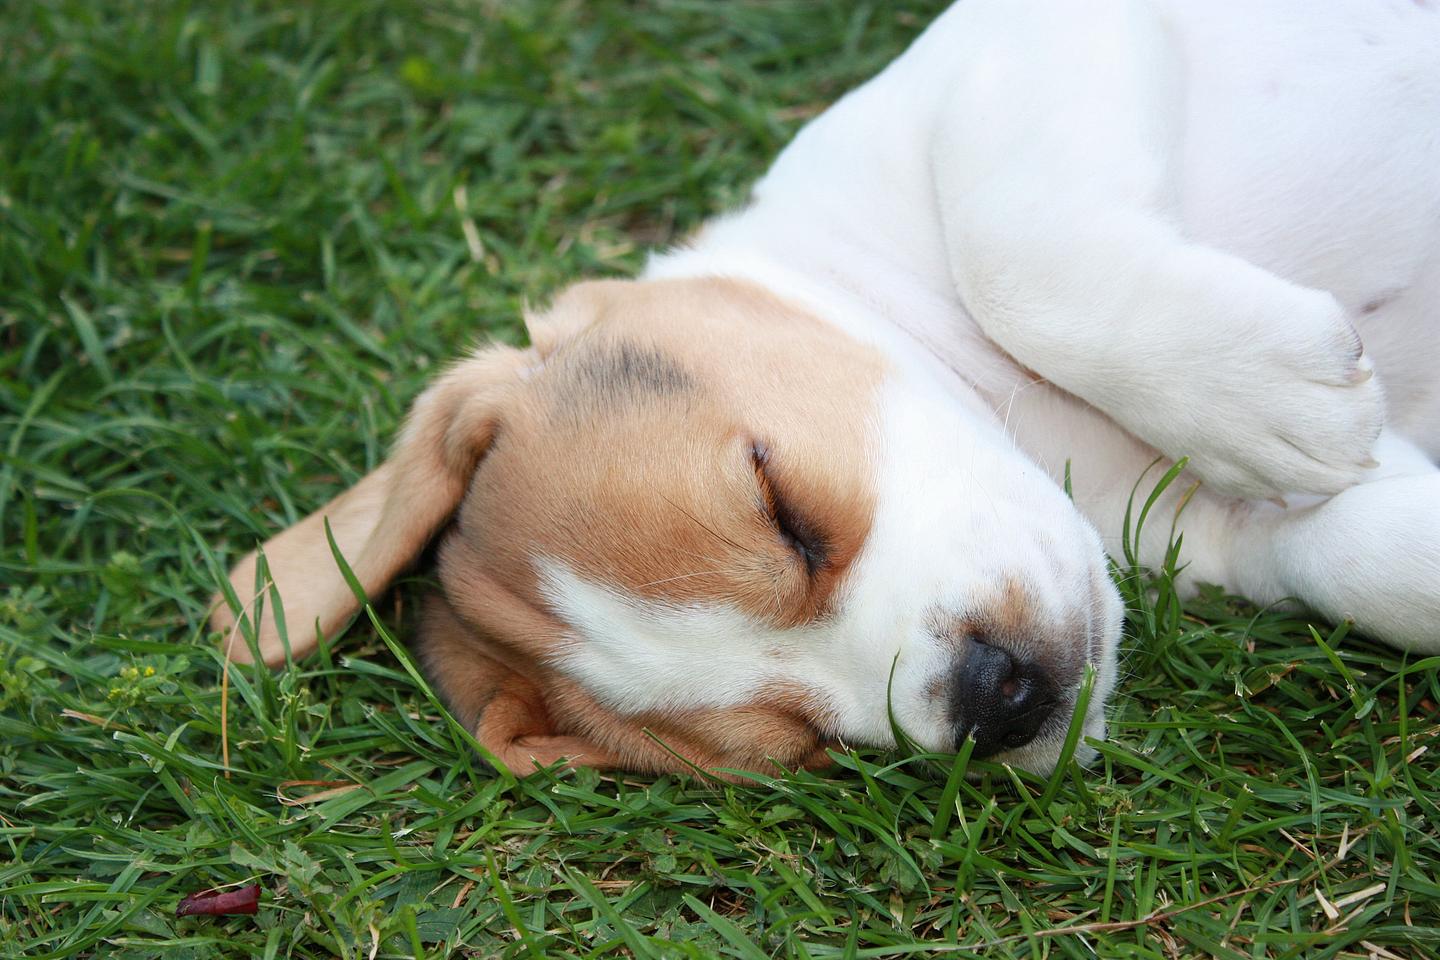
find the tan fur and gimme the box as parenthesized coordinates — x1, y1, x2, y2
(211, 277, 882, 776)
(456, 277, 882, 628)
(210, 346, 532, 665)
(419, 589, 835, 780)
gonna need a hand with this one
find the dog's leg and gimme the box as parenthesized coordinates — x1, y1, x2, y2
(1008, 384, 1440, 653)
(1166, 435, 1440, 653)
(1248, 434, 1440, 653)
(932, 0, 1383, 500)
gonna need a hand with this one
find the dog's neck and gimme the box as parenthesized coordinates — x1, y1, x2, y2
(644, 203, 1032, 425)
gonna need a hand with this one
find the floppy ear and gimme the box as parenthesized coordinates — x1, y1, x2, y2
(417, 589, 838, 781)
(522, 279, 630, 357)
(210, 344, 531, 666)
(414, 590, 625, 773)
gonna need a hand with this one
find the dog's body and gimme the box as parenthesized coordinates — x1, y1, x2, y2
(215, 0, 1440, 778)
(654, 0, 1440, 632)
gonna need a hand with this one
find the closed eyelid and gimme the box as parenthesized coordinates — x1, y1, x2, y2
(749, 440, 780, 515)
(748, 439, 829, 576)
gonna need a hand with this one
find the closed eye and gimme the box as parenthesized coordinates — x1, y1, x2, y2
(750, 440, 829, 577)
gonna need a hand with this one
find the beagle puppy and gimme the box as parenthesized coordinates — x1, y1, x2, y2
(212, 0, 1440, 779)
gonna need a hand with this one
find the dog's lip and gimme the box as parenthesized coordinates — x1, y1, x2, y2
(1085, 583, 1099, 677)
(1085, 559, 1121, 669)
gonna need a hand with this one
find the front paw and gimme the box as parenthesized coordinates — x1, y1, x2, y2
(1134, 288, 1384, 499)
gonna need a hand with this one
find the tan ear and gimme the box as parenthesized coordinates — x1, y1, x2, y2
(522, 279, 631, 358)
(417, 590, 838, 781)
(210, 344, 530, 666)
(414, 591, 624, 773)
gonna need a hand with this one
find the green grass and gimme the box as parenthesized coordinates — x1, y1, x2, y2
(3, 1, 1439, 956)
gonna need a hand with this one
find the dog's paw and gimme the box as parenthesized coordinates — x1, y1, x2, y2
(1125, 284, 1385, 500)
(1272, 471, 1440, 653)
(1186, 361, 1383, 500)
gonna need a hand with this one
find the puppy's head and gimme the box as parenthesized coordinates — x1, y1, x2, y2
(213, 277, 1121, 778)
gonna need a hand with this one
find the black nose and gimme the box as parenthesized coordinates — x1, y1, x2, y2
(952, 641, 1058, 757)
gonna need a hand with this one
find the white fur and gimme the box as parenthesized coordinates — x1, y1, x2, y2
(538, 557, 783, 713)
(655, 0, 1440, 633)
(554, 0, 1440, 768)
(544, 374, 1122, 768)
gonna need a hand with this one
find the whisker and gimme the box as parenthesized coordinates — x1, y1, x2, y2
(659, 493, 748, 554)
(637, 567, 754, 589)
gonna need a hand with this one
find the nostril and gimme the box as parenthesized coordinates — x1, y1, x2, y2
(952, 638, 1059, 757)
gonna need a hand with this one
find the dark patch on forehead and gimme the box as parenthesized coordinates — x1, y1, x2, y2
(546, 340, 697, 420)
(579, 341, 694, 397)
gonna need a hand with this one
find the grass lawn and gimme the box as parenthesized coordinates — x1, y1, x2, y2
(3, 1, 1439, 956)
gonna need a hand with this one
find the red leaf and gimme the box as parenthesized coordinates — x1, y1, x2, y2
(175, 883, 262, 917)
